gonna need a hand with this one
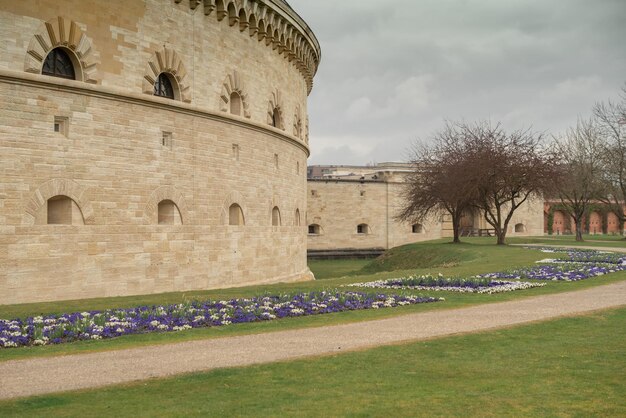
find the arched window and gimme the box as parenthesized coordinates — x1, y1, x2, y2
(412, 223, 424, 233)
(271, 107, 281, 128)
(308, 224, 320, 235)
(295, 118, 302, 138)
(230, 92, 242, 116)
(47, 195, 84, 225)
(514, 223, 525, 233)
(42, 48, 76, 80)
(295, 209, 301, 226)
(357, 224, 370, 234)
(158, 200, 183, 225)
(154, 73, 175, 99)
(272, 206, 281, 226)
(229, 203, 245, 226)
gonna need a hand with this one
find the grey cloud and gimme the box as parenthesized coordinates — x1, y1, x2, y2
(290, 0, 626, 165)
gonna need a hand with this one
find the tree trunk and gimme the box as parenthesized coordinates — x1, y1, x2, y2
(452, 214, 461, 243)
(574, 218, 584, 242)
(496, 229, 506, 245)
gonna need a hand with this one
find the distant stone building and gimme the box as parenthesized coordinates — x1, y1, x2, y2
(0, 0, 320, 304)
(307, 163, 545, 254)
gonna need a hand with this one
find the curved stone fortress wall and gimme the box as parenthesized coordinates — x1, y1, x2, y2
(0, 0, 320, 304)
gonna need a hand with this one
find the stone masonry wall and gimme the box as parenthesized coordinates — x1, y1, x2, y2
(306, 180, 440, 251)
(0, 0, 318, 304)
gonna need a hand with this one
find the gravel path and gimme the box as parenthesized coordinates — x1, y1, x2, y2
(1, 280, 625, 400)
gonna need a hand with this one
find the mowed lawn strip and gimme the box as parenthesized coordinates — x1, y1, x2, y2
(1, 241, 625, 363)
(1, 307, 624, 417)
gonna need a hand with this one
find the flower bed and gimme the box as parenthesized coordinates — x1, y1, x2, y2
(528, 247, 626, 265)
(478, 262, 625, 281)
(346, 274, 545, 294)
(0, 291, 442, 348)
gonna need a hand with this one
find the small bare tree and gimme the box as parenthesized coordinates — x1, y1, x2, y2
(460, 122, 557, 245)
(594, 84, 626, 235)
(398, 122, 476, 243)
(553, 118, 606, 242)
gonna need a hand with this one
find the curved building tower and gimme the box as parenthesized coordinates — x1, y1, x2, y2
(0, 0, 321, 304)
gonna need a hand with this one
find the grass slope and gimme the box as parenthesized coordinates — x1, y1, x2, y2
(307, 258, 370, 280)
(358, 238, 570, 273)
(2, 308, 624, 417)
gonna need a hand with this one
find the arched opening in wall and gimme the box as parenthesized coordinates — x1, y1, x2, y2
(230, 92, 242, 116)
(357, 224, 370, 235)
(308, 224, 320, 235)
(272, 206, 281, 226)
(47, 195, 84, 225)
(295, 209, 301, 226)
(412, 223, 424, 233)
(514, 223, 525, 233)
(154, 72, 176, 99)
(229, 203, 245, 226)
(158, 200, 183, 225)
(607, 211, 620, 233)
(42, 47, 76, 80)
(589, 211, 601, 234)
(271, 107, 281, 128)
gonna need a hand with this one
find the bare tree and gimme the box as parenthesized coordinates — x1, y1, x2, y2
(553, 118, 606, 241)
(398, 122, 476, 243)
(594, 84, 626, 235)
(460, 121, 557, 245)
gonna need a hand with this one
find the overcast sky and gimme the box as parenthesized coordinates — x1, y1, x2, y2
(289, 0, 626, 166)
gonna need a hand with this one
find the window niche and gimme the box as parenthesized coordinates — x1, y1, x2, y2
(230, 92, 242, 116)
(308, 224, 320, 235)
(229, 203, 245, 226)
(357, 224, 370, 235)
(232, 144, 240, 161)
(272, 206, 281, 226)
(161, 131, 173, 149)
(412, 223, 424, 234)
(157, 200, 182, 225)
(270, 107, 283, 129)
(515, 223, 526, 233)
(47, 195, 84, 225)
(295, 209, 301, 226)
(54, 116, 69, 137)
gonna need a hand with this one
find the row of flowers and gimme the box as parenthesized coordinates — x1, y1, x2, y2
(528, 247, 626, 265)
(0, 292, 442, 348)
(476, 247, 626, 281)
(345, 274, 545, 294)
(478, 262, 626, 281)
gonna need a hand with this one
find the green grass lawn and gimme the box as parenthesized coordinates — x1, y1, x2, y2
(307, 258, 370, 279)
(2, 307, 624, 417)
(1, 240, 625, 363)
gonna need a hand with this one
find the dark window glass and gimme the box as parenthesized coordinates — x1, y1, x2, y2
(42, 48, 76, 80)
(154, 73, 175, 99)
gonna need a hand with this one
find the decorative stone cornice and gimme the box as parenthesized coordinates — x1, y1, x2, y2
(174, 0, 321, 94)
(24, 16, 99, 84)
